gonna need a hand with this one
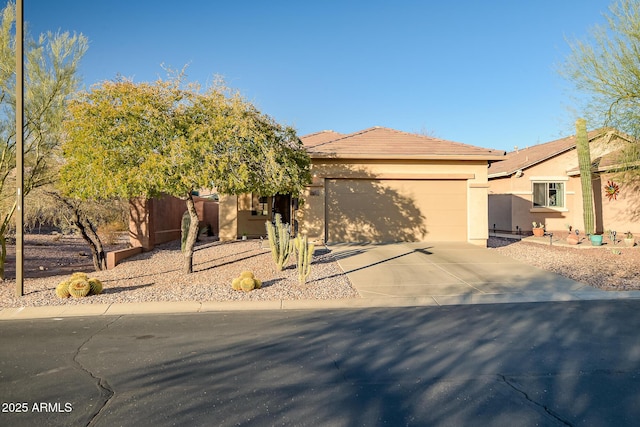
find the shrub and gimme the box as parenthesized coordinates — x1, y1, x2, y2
(97, 220, 127, 245)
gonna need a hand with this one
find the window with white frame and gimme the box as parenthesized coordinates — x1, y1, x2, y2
(532, 182, 564, 208)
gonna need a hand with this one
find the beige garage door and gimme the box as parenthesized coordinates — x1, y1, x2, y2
(326, 179, 467, 242)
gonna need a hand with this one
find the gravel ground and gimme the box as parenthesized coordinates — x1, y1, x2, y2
(1, 234, 638, 308)
(0, 235, 357, 308)
(488, 237, 640, 291)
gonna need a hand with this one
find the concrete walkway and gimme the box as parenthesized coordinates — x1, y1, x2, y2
(2, 242, 639, 320)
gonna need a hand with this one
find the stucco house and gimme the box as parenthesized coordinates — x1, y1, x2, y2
(219, 126, 505, 246)
(488, 129, 639, 236)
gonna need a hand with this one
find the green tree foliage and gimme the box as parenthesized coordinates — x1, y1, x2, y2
(61, 75, 311, 273)
(562, 0, 640, 177)
(0, 2, 87, 278)
(576, 118, 595, 235)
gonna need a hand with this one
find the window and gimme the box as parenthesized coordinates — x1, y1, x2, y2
(532, 182, 564, 208)
(251, 194, 270, 216)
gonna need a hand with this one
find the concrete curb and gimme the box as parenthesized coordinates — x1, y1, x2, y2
(2, 290, 640, 320)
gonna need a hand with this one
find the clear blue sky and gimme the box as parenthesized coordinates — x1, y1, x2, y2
(25, 0, 612, 152)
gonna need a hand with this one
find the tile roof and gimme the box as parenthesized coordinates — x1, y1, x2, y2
(300, 130, 345, 149)
(300, 126, 505, 160)
(488, 129, 605, 178)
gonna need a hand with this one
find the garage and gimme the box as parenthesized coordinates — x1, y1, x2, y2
(326, 178, 467, 243)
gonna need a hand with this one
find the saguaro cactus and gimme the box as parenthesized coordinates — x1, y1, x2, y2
(181, 210, 191, 252)
(576, 118, 595, 235)
(266, 213, 293, 270)
(294, 234, 314, 284)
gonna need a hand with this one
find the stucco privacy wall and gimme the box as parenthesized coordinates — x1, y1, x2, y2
(297, 159, 490, 246)
(129, 195, 219, 250)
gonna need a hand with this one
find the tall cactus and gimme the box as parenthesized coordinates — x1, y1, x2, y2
(180, 210, 191, 252)
(266, 213, 293, 270)
(294, 234, 314, 284)
(576, 118, 595, 235)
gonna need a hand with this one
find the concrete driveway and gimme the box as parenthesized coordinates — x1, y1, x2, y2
(329, 242, 614, 305)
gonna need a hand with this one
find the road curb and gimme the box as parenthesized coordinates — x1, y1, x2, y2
(2, 290, 640, 320)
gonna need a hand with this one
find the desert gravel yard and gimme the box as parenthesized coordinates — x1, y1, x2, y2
(0, 234, 638, 308)
(0, 235, 356, 308)
(489, 237, 640, 291)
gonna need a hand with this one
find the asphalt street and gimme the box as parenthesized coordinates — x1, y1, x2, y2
(1, 300, 640, 426)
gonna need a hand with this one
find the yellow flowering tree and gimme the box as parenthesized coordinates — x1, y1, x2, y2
(60, 76, 310, 273)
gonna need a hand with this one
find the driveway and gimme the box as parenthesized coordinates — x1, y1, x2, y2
(329, 242, 612, 305)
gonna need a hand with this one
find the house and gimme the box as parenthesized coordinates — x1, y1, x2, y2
(219, 126, 505, 246)
(488, 129, 639, 235)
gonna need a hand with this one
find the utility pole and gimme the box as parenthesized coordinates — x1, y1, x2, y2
(15, 0, 24, 297)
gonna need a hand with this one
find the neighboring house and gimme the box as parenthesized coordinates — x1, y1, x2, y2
(488, 129, 639, 235)
(219, 126, 505, 246)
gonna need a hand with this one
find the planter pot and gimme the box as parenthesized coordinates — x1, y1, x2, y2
(532, 228, 544, 237)
(566, 235, 579, 245)
(624, 238, 635, 247)
(590, 234, 603, 246)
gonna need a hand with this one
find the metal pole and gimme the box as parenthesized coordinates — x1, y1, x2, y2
(15, 0, 24, 297)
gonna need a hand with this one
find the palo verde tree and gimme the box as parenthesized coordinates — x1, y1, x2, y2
(0, 2, 87, 279)
(562, 0, 640, 178)
(60, 75, 311, 273)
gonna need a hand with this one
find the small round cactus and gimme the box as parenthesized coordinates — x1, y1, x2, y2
(71, 272, 89, 280)
(55, 280, 71, 298)
(240, 277, 256, 292)
(231, 271, 262, 292)
(88, 278, 103, 295)
(240, 271, 254, 279)
(68, 279, 91, 298)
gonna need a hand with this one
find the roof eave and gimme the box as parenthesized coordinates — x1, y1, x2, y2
(309, 153, 506, 161)
(567, 160, 640, 176)
(488, 171, 511, 179)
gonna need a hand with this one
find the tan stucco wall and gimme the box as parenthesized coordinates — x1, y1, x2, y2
(218, 194, 238, 241)
(592, 173, 639, 235)
(298, 159, 490, 246)
(489, 149, 585, 233)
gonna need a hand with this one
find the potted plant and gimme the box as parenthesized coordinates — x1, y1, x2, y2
(589, 233, 603, 246)
(532, 221, 545, 237)
(624, 231, 635, 247)
(566, 227, 579, 245)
